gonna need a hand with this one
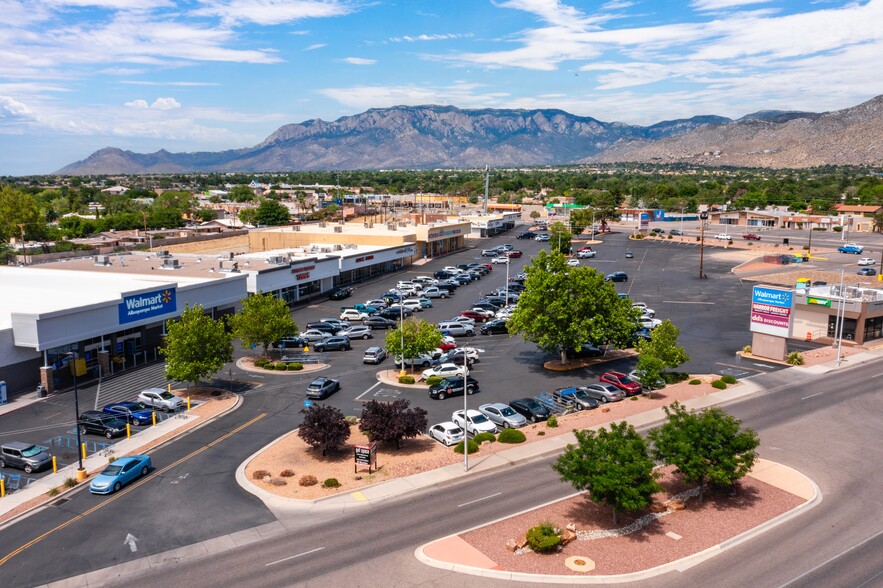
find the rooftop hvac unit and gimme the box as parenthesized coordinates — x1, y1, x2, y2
(321, 246, 333, 253)
(267, 256, 288, 265)
(387, 223, 397, 231)
(94, 255, 111, 266)
(363, 222, 370, 228)
(219, 260, 239, 273)
(398, 221, 407, 227)
(292, 225, 301, 231)
(338, 220, 345, 225)
(333, 226, 343, 233)
(334, 244, 343, 251)
(156, 250, 170, 258)
(319, 221, 327, 227)
(161, 258, 180, 269)
(367, 222, 374, 228)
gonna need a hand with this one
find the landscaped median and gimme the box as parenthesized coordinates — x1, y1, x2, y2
(236, 356, 329, 374)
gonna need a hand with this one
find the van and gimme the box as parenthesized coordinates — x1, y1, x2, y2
(0, 441, 52, 473)
(437, 321, 476, 337)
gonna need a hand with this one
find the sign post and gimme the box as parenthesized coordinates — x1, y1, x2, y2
(354, 442, 377, 474)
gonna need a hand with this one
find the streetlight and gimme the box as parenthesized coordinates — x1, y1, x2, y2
(698, 211, 708, 279)
(807, 218, 813, 258)
(398, 300, 406, 378)
(65, 352, 86, 480)
(504, 256, 510, 308)
(835, 270, 846, 367)
(463, 360, 470, 471)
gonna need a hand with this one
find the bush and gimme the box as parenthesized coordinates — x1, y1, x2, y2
(287, 362, 303, 371)
(472, 432, 496, 445)
(667, 235, 673, 239)
(633, 234, 644, 239)
(721, 375, 737, 384)
(344, 415, 359, 425)
(526, 522, 561, 553)
(252, 469, 271, 480)
(546, 415, 559, 428)
(696, 236, 701, 241)
(833, 226, 843, 232)
(63, 477, 78, 488)
(787, 351, 804, 365)
(425, 375, 443, 386)
(802, 245, 810, 250)
(537, 430, 546, 436)
(47, 487, 59, 497)
(279, 469, 296, 478)
(322, 478, 341, 488)
(689, 379, 702, 385)
(711, 379, 727, 390)
(299, 475, 318, 487)
(812, 227, 827, 231)
(728, 239, 733, 245)
(454, 439, 480, 454)
(498, 428, 527, 443)
(274, 363, 288, 371)
(661, 372, 689, 385)
(398, 375, 416, 384)
(742, 344, 752, 354)
(255, 359, 268, 368)
(107, 455, 116, 463)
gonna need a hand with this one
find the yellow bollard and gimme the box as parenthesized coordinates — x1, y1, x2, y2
(303, 345, 309, 353)
(168, 383, 171, 393)
(152, 412, 156, 427)
(52, 456, 57, 473)
(81, 442, 87, 461)
(1, 478, 5, 498)
(126, 423, 131, 438)
(187, 396, 191, 411)
(76, 468, 87, 483)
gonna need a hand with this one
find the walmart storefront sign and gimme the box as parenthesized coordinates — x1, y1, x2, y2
(750, 286, 793, 337)
(119, 288, 177, 325)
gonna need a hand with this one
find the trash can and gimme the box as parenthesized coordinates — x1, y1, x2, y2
(36, 384, 46, 398)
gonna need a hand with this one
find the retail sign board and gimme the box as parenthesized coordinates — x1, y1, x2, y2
(750, 286, 793, 337)
(118, 288, 177, 325)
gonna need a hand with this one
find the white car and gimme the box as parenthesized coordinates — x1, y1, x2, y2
(535, 234, 550, 242)
(137, 388, 183, 413)
(442, 266, 462, 274)
(446, 316, 476, 326)
(445, 347, 482, 362)
(428, 422, 465, 446)
(567, 259, 579, 267)
(577, 249, 596, 258)
(857, 258, 876, 266)
(491, 256, 510, 264)
(714, 233, 732, 240)
(632, 302, 655, 318)
(401, 299, 424, 312)
(451, 409, 498, 436)
(339, 308, 370, 321)
(469, 308, 495, 319)
(411, 276, 436, 285)
(640, 317, 662, 329)
(422, 363, 468, 381)
(394, 353, 437, 368)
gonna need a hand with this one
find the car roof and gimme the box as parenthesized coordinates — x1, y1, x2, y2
(2, 441, 37, 450)
(434, 421, 460, 429)
(479, 402, 508, 410)
(109, 401, 141, 409)
(111, 455, 146, 465)
(603, 371, 626, 377)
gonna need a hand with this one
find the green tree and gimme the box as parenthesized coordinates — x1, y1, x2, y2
(228, 292, 297, 357)
(553, 421, 659, 525)
(648, 402, 760, 501)
(228, 185, 255, 203)
(238, 208, 257, 226)
(298, 404, 350, 457)
(254, 199, 291, 226)
(160, 304, 233, 389)
(0, 186, 44, 240)
(548, 221, 572, 253)
(359, 399, 428, 450)
(636, 320, 690, 385)
(568, 208, 594, 235)
(633, 354, 666, 394)
(385, 318, 443, 372)
(508, 250, 637, 364)
(529, 210, 541, 220)
(153, 190, 196, 215)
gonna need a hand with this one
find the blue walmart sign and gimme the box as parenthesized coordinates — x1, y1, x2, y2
(119, 288, 176, 325)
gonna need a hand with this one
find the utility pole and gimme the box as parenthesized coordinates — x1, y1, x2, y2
(483, 165, 489, 215)
(698, 211, 708, 279)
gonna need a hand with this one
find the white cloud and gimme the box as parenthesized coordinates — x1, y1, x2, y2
(124, 99, 149, 109)
(100, 67, 144, 75)
(304, 43, 326, 51)
(151, 97, 181, 109)
(192, 0, 355, 26)
(319, 83, 510, 111)
(340, 57, 376, 65)
(121, 81, 221, 86)
(690, 0, 771, 11)
(387, 33, 473, 43)
(0, 95, 35, 118)
(601, 0, 634, 9)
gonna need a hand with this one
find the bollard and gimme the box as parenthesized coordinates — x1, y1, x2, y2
(1, 477, 5, 498)
(126, 423, 131, 438)
(152, 412, 156, 427)
(168, 383, 172, 394)
(81, 442, 87, 461)
(52, 456, 57, 473)
(187, 396, 191, 411)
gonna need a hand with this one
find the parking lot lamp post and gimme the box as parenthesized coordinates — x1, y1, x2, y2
(463, 362, 469, 471)
(591, 208, 596, 241)
(399, 301, 406, 378)
(65, 352, 86, 480)
(505, 257, 510, 308)
(698, 211, 708, 279)
(836, 269, 846, 367)
(807, 219, 813, 258)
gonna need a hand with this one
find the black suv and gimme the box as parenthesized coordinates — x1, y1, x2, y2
(517, 231, 535, 239)
(328, 286, 353, 300)
(78, 411, 127, 438)
(306, 321, 339, 334)
(313, 336, 352, 352)
(428, 376, 480, 400)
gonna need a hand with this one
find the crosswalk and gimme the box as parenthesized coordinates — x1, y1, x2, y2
(93, 361, 172, 409)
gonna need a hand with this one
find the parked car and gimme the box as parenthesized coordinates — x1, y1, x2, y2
(838, 245, 863, 254)
(715, 233, 733, 241)
(422, 362, 468, 381)
(478, 403, 527, 428)
(651, 228, 664, 234)
(451, 409, 498, 436)
(319, 318, 349, 329)
(339, 308, 370, 322)
(517, 231, 535, 239)
(564, 343, 604, 359)
(273, 336, 308, 350)
(580, 383, 625, 403)
(491, 256, 510, 264)
(535, 234, 551, 241)
(362, 346, 387, 364)
(422, 287, 449, 299)
(313, 336, 352, 352)
(605, 272, 629, 282)
(577, 249, 596, 258)
(306, 321, 339, 334)
(77, 411, 128, 438)
(567, 259, 579, 266)
(505, 250, 523, 258)
(446, 316, 476, 326)
(461, 310, 491, 323)
(625, 249, 634, 259)
(378, 307, 412, 320)
(401, 299, 424, 313)
(437, 321, 476, 336)
(628, 369, 665, 390)
(300, 329, 333, 343)
(394, 353, 436, 368)
(428, 375, 480, 399)
(137, 387, 184, 413)
(363, 316, 397, 329)
(306, 377, 340, 399)
(639, 317, 663, 329)
(328, 286, 354, 300)
(427, 422, 465, 446)
(509, 398, 550, 422)
(743, 233, 761, 240)
(352, 303, 380, 314)
(432, 352, 474, 368)
(337, 325, 373, 340)
(552, 387, 599, 411)
(440, 347, 481, 363)
(481, 248, 501, 257)
(89, 455, 151, 494)
(669, 229, 683, 236)
(632, 302, 655, 317)
(0, 441, 52, 473)
(102, 402, 154, 426)
(473, 301, 500, 312)
(599, 371, 643, 396)
(480, 319, 509, 335)
(365, 298, 389, 309)
(858, 267, 877, 276)
(857, 258, 876, 266)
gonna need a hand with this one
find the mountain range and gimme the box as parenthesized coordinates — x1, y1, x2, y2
(56, 96, 883, 175)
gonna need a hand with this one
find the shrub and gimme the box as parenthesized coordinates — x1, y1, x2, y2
(812, 227, 827, 231)
(453, 439, 480, 454)
(63, 477, 78, 488)
(742, 344, 752, 354)
(546, 415, 558, 428)
(254, 359, 267, 368)
(721, 375, 737, 384)
(661, 372, 689, 385)
(802, 245, 810, 250)
(711, 379, 727, 390)
(398, 375, 415, 384)
(833, 226, 843, 232)
(252, 469, 271, 480)
(425, 375, 443, 386)
(299, 475, 318, 486)
(287, 362, 303, 371)
(537, 430, 546, 436)
(107, 455, 116, 463)
(696, 236, 701, 242)
(344, 415, 359, 425)
(472, 432, 496, 445)
(630, 396, 639, 401)
(526, 522, 562, 553)
(728, 239, 733, 245)
(269, 478, 287, 486)
(47, 487, 59, 497)
(279, 469, 296, 478)
(787, 351, 805, 365)
(498, 428, 527, 443)
(689, 379, 702, 385)
(322, 478, 341, 488)
(667, 235, 673, 239)
(274, 363, 288, 371)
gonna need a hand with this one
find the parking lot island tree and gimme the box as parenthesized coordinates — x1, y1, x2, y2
(298, 404, 351, 457)
(359, 399, 428, 450)
(160, 304, 233, 390)
(228, 291, 298, 358)
(508, 250, 637, 364)
(548, 221, 572, 254)
(638, 320, 690, 371)
(648, 402, 760, 502)
(385, 317, 443, 372)
(553, 421, 660, 525)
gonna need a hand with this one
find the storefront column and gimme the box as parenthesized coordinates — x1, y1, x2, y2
(39, 366, 54, 395)
(98, 350, 111, 379)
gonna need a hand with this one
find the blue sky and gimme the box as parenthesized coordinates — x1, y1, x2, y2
(2, 0, 882, 175)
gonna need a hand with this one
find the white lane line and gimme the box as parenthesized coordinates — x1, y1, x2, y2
(458, 492, 502, 508)
(777, 528, 883, 588)
(266, 547, 325, 567)
(354, 381, 382, 401)
(871, 373, 883, 378)
(801, 392, 824, 400)
(662, 300, 716, 304)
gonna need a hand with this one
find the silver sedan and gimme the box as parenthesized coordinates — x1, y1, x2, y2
(478, 402, 528, 428)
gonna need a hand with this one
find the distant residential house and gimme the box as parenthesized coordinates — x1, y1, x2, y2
(102, 186, 129, 195)
(834, 204, 882, 217)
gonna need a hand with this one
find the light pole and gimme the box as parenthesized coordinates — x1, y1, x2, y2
(698, 211, 708, 279)
(505, 257, 510, 307)
(463, 361, 470, 471)
(66, 352, 86, 479)
(591, 208, 596, 241)
(835, 270, 846, 367)
(807, 219, 813, 258)
(398, 300, 405, 378)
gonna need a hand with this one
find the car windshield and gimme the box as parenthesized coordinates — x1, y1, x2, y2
(105, 418, 127, 428)
(525, 400, 542, 410)
(500, 407, 516, 417)
(620, 376, 635, 384)
(573, 390, 590, 400)
(158, 391, 175, 399)
(21, 445, 44, 457)
(471, 414, 489, 424)
(101, 465, 123, 476)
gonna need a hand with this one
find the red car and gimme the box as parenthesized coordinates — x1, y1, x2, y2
(742, 234, 761, 240)
(505, 250, 523, 258)
(599, 371, 643, 396)
(480, 263, 493, 271)
(460, 310, 491, 323)
(439, 340, 457, 351)
(578, 246, 593, 252)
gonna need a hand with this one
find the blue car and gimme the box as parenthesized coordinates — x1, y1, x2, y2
(90, 455, 152, 494)
(102, 402, 154, 426)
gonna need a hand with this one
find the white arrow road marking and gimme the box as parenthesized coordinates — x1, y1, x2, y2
(124, 533, 139, 553)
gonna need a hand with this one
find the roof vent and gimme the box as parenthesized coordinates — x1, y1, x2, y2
(161, 258, 180, 270)
(292, 225, 301, 231)
(219, 260, 239, 273)
(387, 223, 397, 231)
(267, 256, 288, 265)
(333, 226, 343, 233)
(319, 221, 327, 227)
(334, 244, 343, 250)
(94, 255, 111, 266)
(156, 250, 170, 258)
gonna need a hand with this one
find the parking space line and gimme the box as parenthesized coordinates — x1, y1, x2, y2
(354, 382, 382, 401)
(458, 492, 502, 508)
(801, 392, 824, 400)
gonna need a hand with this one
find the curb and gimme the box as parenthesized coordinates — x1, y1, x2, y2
(414, 461, 822, 584)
